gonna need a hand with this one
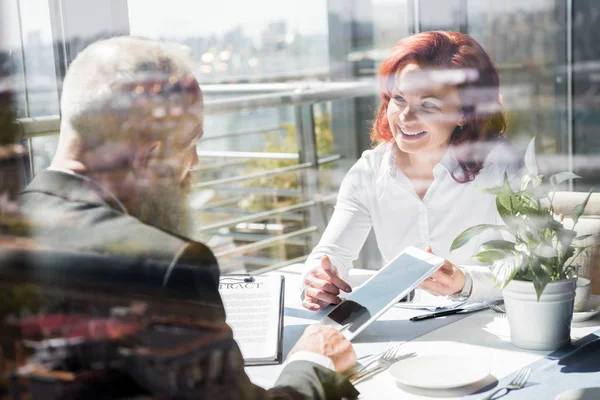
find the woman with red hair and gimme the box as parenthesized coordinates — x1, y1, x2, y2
(302, 31, 524, 310)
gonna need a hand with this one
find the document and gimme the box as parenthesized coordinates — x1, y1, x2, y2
(219, 274, 285, 365)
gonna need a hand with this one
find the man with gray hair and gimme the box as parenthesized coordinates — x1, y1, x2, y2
(18, 36, 359, 399)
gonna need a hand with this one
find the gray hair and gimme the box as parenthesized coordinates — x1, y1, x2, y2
(59, 36, 197, 149)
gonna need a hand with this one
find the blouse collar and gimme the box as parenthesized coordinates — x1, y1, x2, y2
(383, 142, 460, 179)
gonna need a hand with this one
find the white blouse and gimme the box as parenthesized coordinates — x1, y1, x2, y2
(303, 140, 524, 303)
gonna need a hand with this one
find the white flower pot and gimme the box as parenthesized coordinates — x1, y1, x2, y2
(502, 278, 576, 351)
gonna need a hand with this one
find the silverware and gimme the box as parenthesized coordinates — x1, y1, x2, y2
(350, 352, 416, 385)
(490, 300, 506, 314)
(354, 342, 401, 375)
(355, 347, 387, 364)
(483, 367, 531, 400)
(351, 365, 388, 385)
(356, 352, 376, 362)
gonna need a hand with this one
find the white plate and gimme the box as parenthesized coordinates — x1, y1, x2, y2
(555, 387, 600, 400)
(388, 355, 489, 389)
(573, 295, 600, 323)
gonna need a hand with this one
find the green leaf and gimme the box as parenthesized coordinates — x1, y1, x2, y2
(480, 172, 514, 196)
(564, 245, 576, 261)
(520, 192, 541, 209)
(495, 195, 526, 230)
(491, 253, 524, 288)
(498, 193, 514, 213)
(450, 224, 507, 252)
(478, 185, 505, 195)
(574, 246, 589, 260)
(523, 231, 541, 249)
(556, 228, 577, 250)
(531, 265, 552, 300)
(473, 249, 515, 264)
(521, 174, 533, 191)
(550, 172, 581, 186)
(495, 195, 512, 222)
(513, 203, 548, 218)
(524, 137, 538, 176)
(480, 240, 516, 251)
(519, 267, 534, 281)
(502, 172, 514, 192)
(567, 245, 588, 263)
(572, 189, 593, 225)
(574, 234, 593, 241)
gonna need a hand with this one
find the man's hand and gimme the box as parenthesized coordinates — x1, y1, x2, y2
(418, 247, 466, 296)
(288, 324, 356, 373)
(302, 256, 352, 311)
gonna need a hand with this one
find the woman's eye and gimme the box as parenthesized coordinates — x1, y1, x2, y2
(422, 102, 440, 111)
(392, 95, 405, 104)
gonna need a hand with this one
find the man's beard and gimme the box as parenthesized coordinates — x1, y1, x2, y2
(132, 179, 192, 238)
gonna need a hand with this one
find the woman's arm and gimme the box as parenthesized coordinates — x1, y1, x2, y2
(305, 189, 373, 280)
(300, 157, 374, 304)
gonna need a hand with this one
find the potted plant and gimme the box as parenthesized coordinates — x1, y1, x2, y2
(451, 138, 593, 351)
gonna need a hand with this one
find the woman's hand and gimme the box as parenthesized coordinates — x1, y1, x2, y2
(302, 256, 352, 311)
(419, 247, 466, 296)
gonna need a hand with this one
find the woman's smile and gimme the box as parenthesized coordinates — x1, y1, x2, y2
(399, 126, 428, 139)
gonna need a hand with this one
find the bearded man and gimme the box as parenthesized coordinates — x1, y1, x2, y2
(17, 36, 358, 399)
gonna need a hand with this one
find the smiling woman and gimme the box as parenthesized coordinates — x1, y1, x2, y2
(301, 31, 525, 311)
(373, 31, 507, 184)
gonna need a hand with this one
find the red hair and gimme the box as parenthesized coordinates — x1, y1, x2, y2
(371, 31, 506, 182)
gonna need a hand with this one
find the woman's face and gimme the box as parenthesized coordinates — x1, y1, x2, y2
(387, 63, 464, 157)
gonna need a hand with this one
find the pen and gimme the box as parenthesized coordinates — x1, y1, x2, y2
(410, 308, 465, 321)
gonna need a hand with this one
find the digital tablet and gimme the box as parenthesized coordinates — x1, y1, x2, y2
(320, 246, 445, 340)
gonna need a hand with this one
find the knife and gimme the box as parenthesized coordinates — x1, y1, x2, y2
(350, 364, 390, 385)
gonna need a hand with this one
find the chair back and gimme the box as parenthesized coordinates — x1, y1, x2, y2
(549, 192, 600, 294)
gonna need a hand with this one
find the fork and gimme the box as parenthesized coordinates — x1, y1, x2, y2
(483, 367, 531, 400)
(354, 342, 401, 376)
(351, 352, 415, 385)
(489, 300, 506, 314)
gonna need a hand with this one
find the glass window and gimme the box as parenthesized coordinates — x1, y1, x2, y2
(4, 0, 60, 118)
(127, 0, 329, 83)
(467, 0, 569, 176)
(419, 0, 465, 32)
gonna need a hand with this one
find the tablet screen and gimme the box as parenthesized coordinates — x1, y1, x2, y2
(322, 246, 444, 339)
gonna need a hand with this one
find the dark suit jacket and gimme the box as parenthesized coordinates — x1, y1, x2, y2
(17, 169, 359, 400)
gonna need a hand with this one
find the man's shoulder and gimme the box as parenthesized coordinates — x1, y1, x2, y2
(19, 178, 194, 264)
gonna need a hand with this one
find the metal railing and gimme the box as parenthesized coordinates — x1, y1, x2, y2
(15, 81, 376, 272)
(14, 80, 375, 139)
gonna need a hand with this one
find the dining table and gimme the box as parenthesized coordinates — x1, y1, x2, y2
(244, 265, 600, 399)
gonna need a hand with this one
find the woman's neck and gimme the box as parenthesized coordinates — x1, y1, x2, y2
(395, 145, 448, 180)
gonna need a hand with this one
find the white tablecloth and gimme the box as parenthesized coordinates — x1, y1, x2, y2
(244, 266, 600, 399)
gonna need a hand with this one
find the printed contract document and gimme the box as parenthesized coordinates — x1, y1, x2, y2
(219, 275, 285, 365)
